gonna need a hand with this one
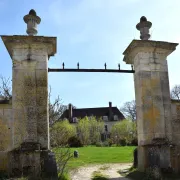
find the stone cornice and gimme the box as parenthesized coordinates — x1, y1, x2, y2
(1, 35, 57, 59)
(123, 40, 178, 64)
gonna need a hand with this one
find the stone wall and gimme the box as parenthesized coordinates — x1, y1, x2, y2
(0, 101, 13, 171)
(171, 100, 180, 145)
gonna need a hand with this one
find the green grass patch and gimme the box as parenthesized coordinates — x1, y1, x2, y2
(58, 172, 71, 180)
(91, 171, 109, 180)
(54, 146, 136, 170)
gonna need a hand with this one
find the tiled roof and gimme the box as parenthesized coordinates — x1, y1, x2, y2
(61, 106, 125, 120)
(0, 99, 11, 104)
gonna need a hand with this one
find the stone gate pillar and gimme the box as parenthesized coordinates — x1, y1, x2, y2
(2, 35, 56, 150)
(123, 17, 178, 171)
(1, 10, 57, 178)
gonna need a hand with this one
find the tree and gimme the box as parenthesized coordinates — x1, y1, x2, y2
(50, 120, 76, 146)
(0, 75, 68, 126)
(120, 100, 136, 121)
(48, 86, 67, 126)
(76, 116, 104, 145)
(77, 117, 90, 145)
(89, 117, 104, 145)
(0, 75, 12, 100)
(111, 119, 137, 145)
(55, 148, 73, 179)
(171, 85, 180, 100)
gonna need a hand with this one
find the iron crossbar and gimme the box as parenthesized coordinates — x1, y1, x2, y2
(48, 68, 135, 73)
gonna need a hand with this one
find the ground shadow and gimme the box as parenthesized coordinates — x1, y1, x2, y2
(109, 178, 130, 180)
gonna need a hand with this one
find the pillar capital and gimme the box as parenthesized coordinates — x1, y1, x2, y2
(1, 35, 56, 60)
(123, 40, 178, 65)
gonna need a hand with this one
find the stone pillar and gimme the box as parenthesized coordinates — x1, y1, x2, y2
(123, 40, 178, 171)
(1, 35, 56, 150)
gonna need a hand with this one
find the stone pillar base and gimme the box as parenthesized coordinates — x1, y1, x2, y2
(138, 144, 174, 173)
(138, 146, 147, 172)
(6, 145, 58, 179)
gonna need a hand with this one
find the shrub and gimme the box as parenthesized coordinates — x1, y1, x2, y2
(102, 141, 109, 147)
(131, 138, 138, 146)
(95, 142, 103, 147)
(50, 120, 76, 147)
(77, 116, 104, 145)
(68, 136, 83, 147)
(95, 141, 110, 147)
(111, 119, 137, 145)
(119, 138, 127, 146)
(107, 138, 113, 146)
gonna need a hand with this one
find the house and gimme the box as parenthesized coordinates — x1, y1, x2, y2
(60, 102, 125, 133)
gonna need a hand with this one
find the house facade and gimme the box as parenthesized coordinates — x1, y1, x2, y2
(60, 102, 125, 132)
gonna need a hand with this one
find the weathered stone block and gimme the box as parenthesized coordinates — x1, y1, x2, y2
(0, 152, 8, 171)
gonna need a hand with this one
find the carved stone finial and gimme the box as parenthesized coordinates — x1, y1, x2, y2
(23, 9, 41, 36)
(136, 16, 152, 40)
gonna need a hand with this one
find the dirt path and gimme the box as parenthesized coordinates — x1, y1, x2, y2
(70, 163, 132, 180)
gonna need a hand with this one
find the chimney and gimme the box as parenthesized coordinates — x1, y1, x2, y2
(68, 103, 73, 122)
(109, 102, 113, 121)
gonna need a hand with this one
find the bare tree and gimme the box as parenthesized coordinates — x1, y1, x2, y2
(56, 147, 73, 179)
(48, 86, 67, 126)
(171, 85, 180, 100)
(0, 76, 68, 126)
(120, 100, 136, 121)
(0, 75, 12, 100)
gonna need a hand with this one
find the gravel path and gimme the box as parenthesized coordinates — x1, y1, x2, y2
(70, 163, 132, 180)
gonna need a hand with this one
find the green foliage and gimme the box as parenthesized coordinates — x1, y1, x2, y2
(111, 119, 137, 146)
(95, 141, 103, 147)
(50, 120, 76, 146)
(95, 140, 112, 147)
(68, 136, 83, 147)
(77, 117, 90, 145)
(107, 138, 113, 146)
(77, 116, 104, 145)
(91, 171, 109, 180)
(119, 138, 127, 146)
(89, 117, 104, 145)
(58, 172, 71, 180)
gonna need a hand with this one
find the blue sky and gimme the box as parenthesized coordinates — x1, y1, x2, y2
(0, 0, 180, 108)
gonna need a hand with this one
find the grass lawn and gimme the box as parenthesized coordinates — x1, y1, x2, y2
(54, 146, 136, 170)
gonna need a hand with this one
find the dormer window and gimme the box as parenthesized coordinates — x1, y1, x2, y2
(114, 115, 118, 121)
(103, 116, 108, 121)
(73, 117, 78, 123)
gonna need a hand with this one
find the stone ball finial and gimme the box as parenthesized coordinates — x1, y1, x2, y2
(29, 9, 37, 16)
(23, 9, 41, 36)
(136, 16, 152, 40)
(140, 16, 147, 22)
